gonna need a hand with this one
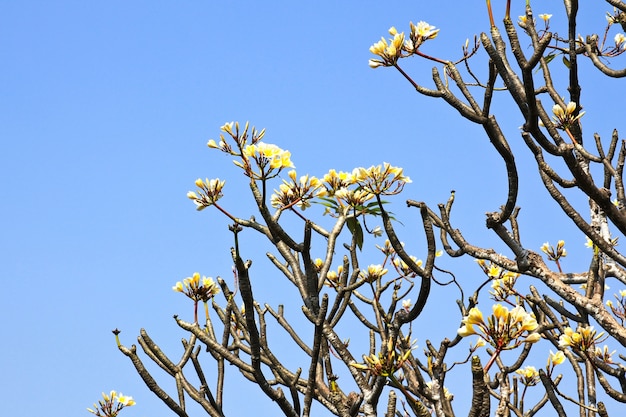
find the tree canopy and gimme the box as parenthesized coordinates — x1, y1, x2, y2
(107, 1, 626, 416)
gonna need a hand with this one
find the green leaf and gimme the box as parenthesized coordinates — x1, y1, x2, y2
(346, 217, 364, 250)
(562, 56, 570, 68)
(534, 53, 556, 74)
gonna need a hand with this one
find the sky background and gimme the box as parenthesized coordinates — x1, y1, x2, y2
(2, 1, 625, 416)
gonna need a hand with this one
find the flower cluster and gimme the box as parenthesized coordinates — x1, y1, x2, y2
(173, 272, 220, 302)
(393, 255, 422, 278)
(515, 366, 540, 386)
(369, 27, 405, 68)
(351, 338, 414, 377)
(270, 170, 325, 210)
(238, 142, 294, 179)
(541, 240, 567, 272)
(551, 102, 585, 130)
(360, 264, 388, 283)
(87, 391, 135, 417)
(405, 21, 440, 53)
(187, 178, 226, 211)
(457, 304, 540, 350)
(369, 21, 439, 68)
(606, 289, 626, 325)
(558, 325, 605, 352)
(208, 121, 266, 152)
(321, 169, 356, 197)
(208, 121, 292, 180)
(476, 260, 520, 300)
(353, 163, 411, 196)
(334, 187, 375, 209)
(541, 240, 567, 261)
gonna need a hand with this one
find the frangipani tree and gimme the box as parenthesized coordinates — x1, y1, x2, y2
(114, 1, 626, 416)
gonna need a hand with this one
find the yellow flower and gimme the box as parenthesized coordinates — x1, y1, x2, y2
(516, 366, 539, 386)
(524, 333, 541, 343)
(548, 350, 565, 367)
(487, 264, 501, 278)
(595, 345, 616, 363)
(492, 303, 508, 321)
(241, 142, 295, 178)
(335, 187, 374, 207)
(88, 390, 136, 416)
(220, 122, 234, 135)
(538, 14, 552, 22)
(458, 304, 539, 350)
(361, 264, 388, 282)
(369, 30, 405, 67)
(188, 178, 226, 211)
(457, 323, 477, 337)
(393, 255, 422, 277)
(353, 162, 411, 196)
(271, 170, 323, 210)
(552, 102, 585, 129)
(465, 307, 484, 325)
(117, 393, 136, 407)
(559, 325, 604, 351)
(173, 273, 220, 302)
(407, 20, 440, 51)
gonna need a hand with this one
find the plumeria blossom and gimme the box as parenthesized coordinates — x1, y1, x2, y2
(615, 33, 626, 50)
(393, 255, 422, 278)
(606, 289, 626, 325)
(547, 350, 565, 369)
(541, 240, 567, 272)
(351, 337, 414, 377)
(324, 265, 344, 287)
(187, 178, 226, 211)
(360, 264, 388, 283)
(516, 366, 540, 386)
(404, 21, 440, 53)
(353, 163, 411, 196)
(270, 170, 325, 210)
(490, 273, 519, 300)
(538, 13, 553, 22)
(558, 325, 605, 352)
(476, 260, 520, 300)
(321, 169, 356, 196)
(369, 27, 405, 68)
(541, 240, 567, 261)
(237, 142, 295, 179)
(595, 345, 616, 363)
(208, 121, 266, 154)
(457, 304, 540, 350)
(552, 102, 585, 130)
(334, 187, 375, 208)
(87, 391, 136, 417)
(173, 272, 220, 302)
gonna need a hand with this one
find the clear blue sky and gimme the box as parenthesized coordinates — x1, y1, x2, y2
(1, 2, 623, 416)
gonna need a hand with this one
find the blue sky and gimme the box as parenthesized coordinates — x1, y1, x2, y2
(2, 2, 624, 416)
